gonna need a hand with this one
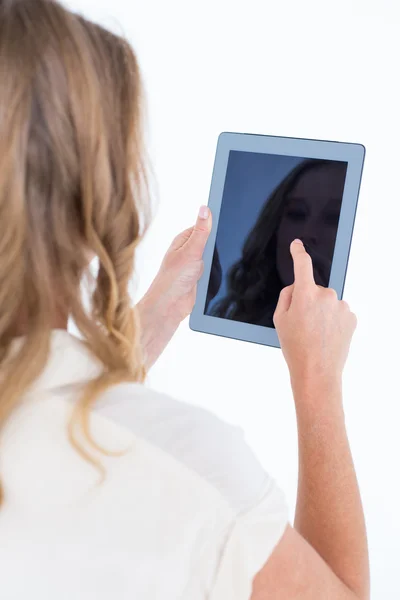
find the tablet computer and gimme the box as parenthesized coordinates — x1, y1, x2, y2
(189, 132, 365, 349)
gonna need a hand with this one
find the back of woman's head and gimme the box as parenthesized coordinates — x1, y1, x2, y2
(0, 0, 149, 497)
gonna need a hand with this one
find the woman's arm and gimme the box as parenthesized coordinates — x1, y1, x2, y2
(252, 240, 369, 599)
(137, 206, 212, 368)
(137, 293, 181, 369)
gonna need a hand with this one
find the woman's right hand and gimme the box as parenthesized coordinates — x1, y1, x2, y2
(273, 239, 357, 395)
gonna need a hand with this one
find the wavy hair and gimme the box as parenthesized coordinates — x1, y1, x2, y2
(211, 159, 341, 327)
(0, 0, 150, 502)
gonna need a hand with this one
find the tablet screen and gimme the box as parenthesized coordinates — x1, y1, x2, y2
(205, 151, 348, 328)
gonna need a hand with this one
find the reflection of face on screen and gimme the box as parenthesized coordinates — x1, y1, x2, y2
(205, 155, 348, 328)
(276, 162, 346, 287)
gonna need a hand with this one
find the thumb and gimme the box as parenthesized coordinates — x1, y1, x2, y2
(185, 206, 212, 256)
(274, 284, 294, 322)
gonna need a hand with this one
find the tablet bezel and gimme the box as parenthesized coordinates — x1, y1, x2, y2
(189, 132, 365, 349)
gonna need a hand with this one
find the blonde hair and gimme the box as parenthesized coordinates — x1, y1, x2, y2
(0, 0, 150, 502)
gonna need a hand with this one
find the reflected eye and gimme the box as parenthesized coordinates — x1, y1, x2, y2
(286, 209, 307, 222)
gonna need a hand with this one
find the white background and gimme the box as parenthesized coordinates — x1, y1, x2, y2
(67, 1, 400, 597)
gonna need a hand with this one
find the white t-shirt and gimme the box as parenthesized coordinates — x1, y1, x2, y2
(0, 330, 288, 600)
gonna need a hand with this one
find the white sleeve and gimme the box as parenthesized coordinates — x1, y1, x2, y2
(94, 383, 289, 598)
(207, 479, 288, 600)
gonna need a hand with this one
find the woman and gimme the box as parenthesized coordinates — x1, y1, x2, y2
(210, 159, 347, 327)
(0, 2, 369, 600)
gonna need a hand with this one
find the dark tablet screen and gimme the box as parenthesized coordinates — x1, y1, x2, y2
(204, 151, 348, 328)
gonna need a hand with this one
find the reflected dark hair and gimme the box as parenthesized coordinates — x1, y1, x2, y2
(211, 159, 340, 326)
(205, 246, 222, 312)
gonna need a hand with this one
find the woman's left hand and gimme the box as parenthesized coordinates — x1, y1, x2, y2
(137, 206, 212, 367)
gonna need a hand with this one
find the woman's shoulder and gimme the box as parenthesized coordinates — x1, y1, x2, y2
(93, 382, 271, 514)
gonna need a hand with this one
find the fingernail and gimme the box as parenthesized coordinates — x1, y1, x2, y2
(199, 205, 209, 220)
(293, 239, 303, 245)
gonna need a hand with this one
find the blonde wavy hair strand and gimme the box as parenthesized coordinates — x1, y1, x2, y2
(0, 0, 151, 502)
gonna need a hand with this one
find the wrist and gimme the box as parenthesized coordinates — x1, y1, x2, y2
(137, 292, 181, 369)
(291, 373, 342, 394)
(138, 294, 180, 337)
(291, 373, 344, 419)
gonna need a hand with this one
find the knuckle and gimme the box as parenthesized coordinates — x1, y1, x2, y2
(340, 300, 356, 325)
(324, 287, 338, 301)
(279, 286, 289, 299)
(341, 300, 350, 311)
(273, 313, 281, 328)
